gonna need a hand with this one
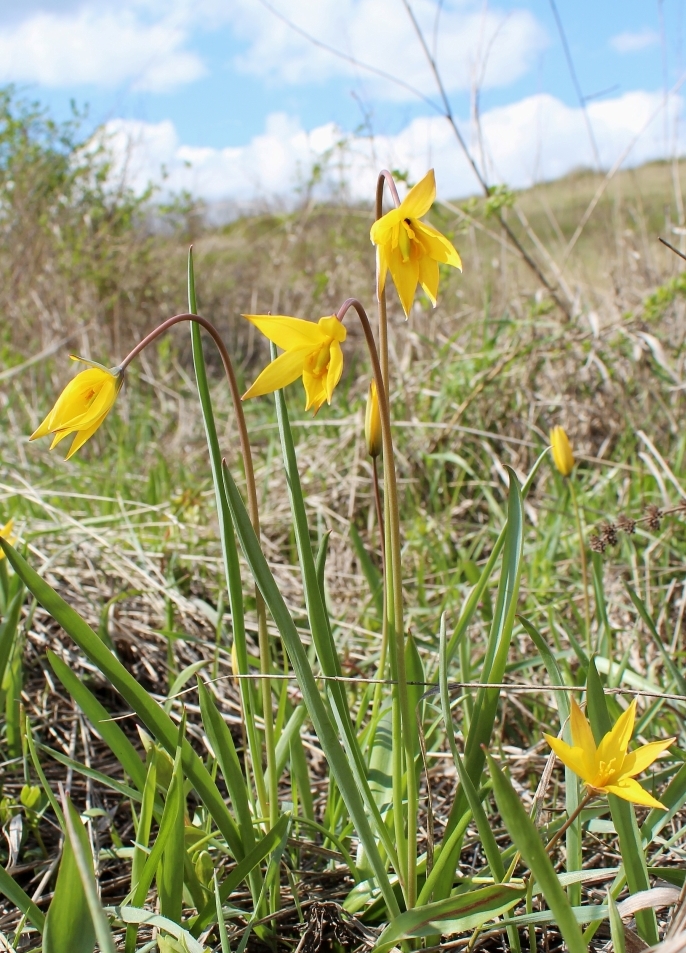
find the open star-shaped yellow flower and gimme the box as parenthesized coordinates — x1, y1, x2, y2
(242, 313, 346, 413)
(370, 169, 462, 317)
(30, 357, 124, 460)
(545, 699, 674, 809)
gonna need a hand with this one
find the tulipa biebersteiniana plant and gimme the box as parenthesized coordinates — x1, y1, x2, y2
(1, 168, 682, 953)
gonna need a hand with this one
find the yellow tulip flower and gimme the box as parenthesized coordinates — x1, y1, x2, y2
(364, 381, 382, 458)
(242, 313, 346, 413)
(545, 699, 674, 809)
(370, 169, 462, 317)
(30, 358, 124, 460)
(0, 519, 16, 559)
(550, 425, 574, 477)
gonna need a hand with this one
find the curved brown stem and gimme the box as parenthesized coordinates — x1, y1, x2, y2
(121, 313, 261, 536)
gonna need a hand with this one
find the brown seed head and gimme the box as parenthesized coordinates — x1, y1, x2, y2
(617, 513, 636, 535)
(589, 534, 606, 554)
(645, 504, 662, 532)
(600, 522, 618, 547)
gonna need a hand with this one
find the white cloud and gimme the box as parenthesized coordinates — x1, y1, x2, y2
(100, 89, 682, 208)
(0, 6, 205, 91)
(230, 0, 548, 100)
(610, 29, 659, 53)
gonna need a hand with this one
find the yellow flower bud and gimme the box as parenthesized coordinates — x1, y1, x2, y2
(550, 425, 574, 477)
(365, 381, 382, 458)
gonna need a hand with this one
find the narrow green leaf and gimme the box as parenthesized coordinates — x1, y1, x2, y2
(44, 803, 96, 953)
(107, 907, 206, 953)
(47, 651, 146, 791)
(607, 889, 626, 953)
(0, 864, 45, 934)
(348, 523, 383, 618)
(375, 884, 524, 952)
(197, 679, 256, 858)
(221, 461, 400, 918)
(272, 379, 398, 875)
(625, 584, 686, 695)
(157, 732, 185, 924)
(0, 539, 244, 864)
(63, 798, 116, 953)
(190, 814, 290, 935)
(0, 586, 23, 689)
(436, 468, 524, 899)
(445, 447, 550, 665)
(486, 752, 587, 953)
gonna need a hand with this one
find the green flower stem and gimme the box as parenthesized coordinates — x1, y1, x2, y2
(121, 311, 279, 832)
(368, 456, 390, 748)
(568, 479, 591, 650)
(337, 296, 417, 908)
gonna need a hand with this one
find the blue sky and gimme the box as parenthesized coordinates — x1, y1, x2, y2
(0, 0, 683, 202)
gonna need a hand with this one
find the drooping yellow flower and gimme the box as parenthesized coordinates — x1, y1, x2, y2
(370, 169, 462, 317)
(364, 381, 382, 458)
(545, 698, 674, 809)
(0, 519, 16, 559)
(242, 314, 346, 413)
(30, 358, 124, 460)
(550, 425, 574, 477)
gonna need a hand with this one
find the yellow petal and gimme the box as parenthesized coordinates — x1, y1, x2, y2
(418, 254, 439, 306)
(604, 777, 666, 810)
(325, 340, 344, 403)
(597, 699, 636, 767)
(376, 244, 389, 298)
(544, 734, 596, 784)
(242, 314, 326, 352)
(413, 220, 462, 268)
(65, 415, 110, 460)
(242, 347, 310, 400)
(621, 738, 675, 778)
(370, 207, 402, 248)
(570, 699, 597, 754)
(386, 243, 419, 318)
(400, 169, 436, 220)
(317, 315, 346, 343)
(302, 368, 328, 413)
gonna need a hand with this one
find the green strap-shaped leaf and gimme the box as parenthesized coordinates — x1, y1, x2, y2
(190, 814, 290, 935)
(221, 460, 400, 918)
(486, 752, 587, 953)
(0, 864, 45, 934)
(434, 468, 524, 900)
(197, 679, 256, 857)
(63, 798, 116, 953)
(375, 883, 525, 953)
(0, 538, 244, 864)
(44, 801, 96, 953)
(47, 650, 146, 792)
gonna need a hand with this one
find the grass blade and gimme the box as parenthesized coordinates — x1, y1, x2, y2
(486, 751, 587, 953)
(0, 538, 245, 863)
